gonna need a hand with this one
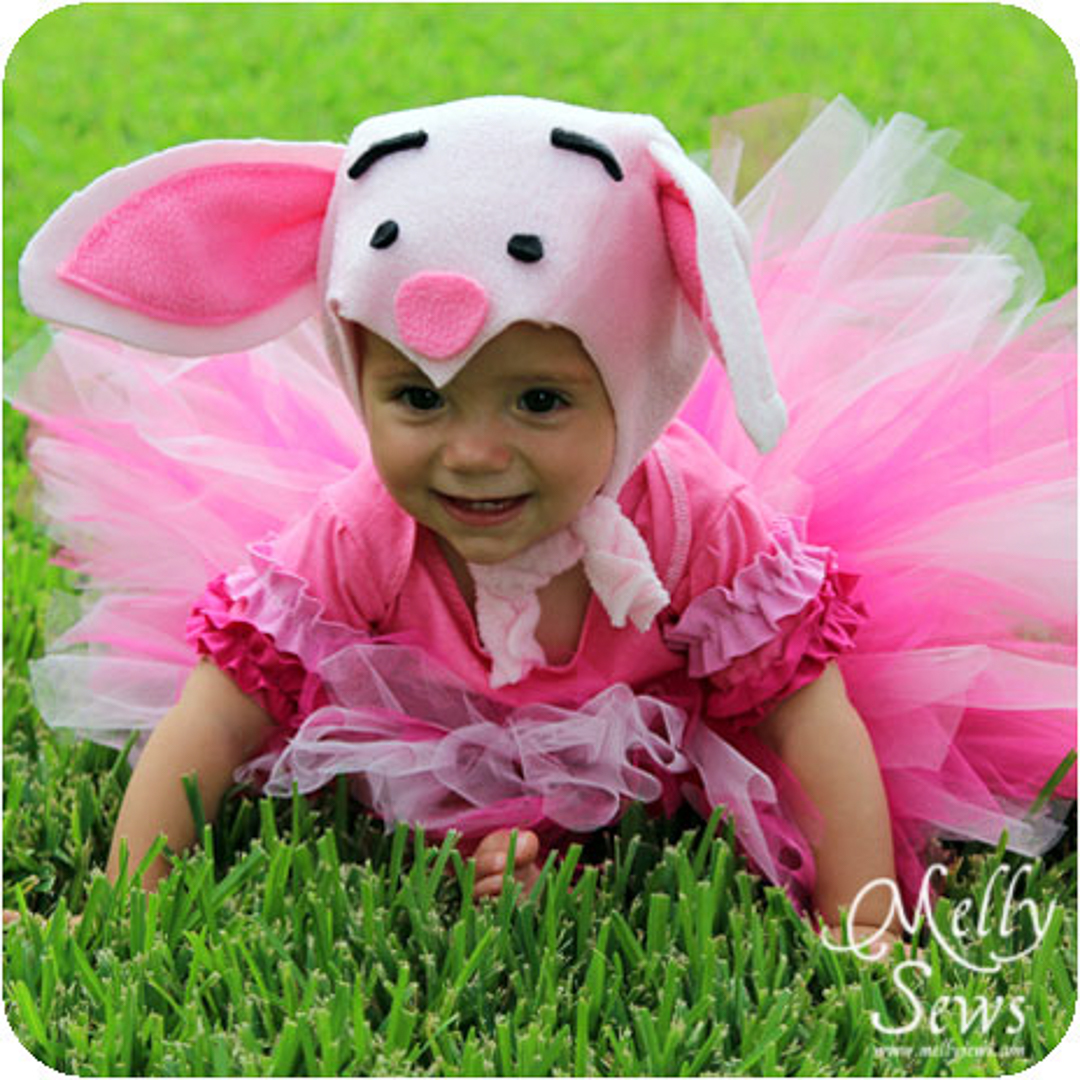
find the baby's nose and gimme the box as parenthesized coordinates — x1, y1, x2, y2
(441, 425, 513, 473)
(394, 272, 489, 360)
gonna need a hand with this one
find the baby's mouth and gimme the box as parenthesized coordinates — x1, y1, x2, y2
(435, 492, 530, 526)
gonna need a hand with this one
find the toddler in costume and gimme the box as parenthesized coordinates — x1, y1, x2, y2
(11, 96, 1076, 937)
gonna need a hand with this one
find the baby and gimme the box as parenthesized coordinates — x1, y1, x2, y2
(109, 320, 893, 938)
(13, 96, 1074, 943)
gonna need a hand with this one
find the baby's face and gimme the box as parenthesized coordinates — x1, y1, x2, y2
(360, 322, 615, 567)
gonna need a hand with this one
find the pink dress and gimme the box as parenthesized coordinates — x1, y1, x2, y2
(186, 422, 861, 904)
(12, 98, 1075, 912)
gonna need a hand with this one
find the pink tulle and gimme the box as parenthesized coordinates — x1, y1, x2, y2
(11, 318, 365, 750)
(234, 636, 818, 899)
(10, 96, 1076, 913)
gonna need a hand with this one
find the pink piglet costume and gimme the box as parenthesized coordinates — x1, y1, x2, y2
(15, 95, 1076, 910)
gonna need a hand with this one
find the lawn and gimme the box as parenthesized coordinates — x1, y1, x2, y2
(3, 3, 1076, 1075)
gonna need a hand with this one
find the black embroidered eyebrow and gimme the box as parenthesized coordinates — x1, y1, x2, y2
(550, 128, 624, 181)
(348, 130, 429, 180)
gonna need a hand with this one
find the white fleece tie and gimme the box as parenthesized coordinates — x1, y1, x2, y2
(468, 495, 670, 687)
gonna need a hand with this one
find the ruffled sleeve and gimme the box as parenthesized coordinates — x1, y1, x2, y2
(185, 465, 407, 729)
(186, 570, 329, 731)
(185, 539, 371, 729)
(664, 510, 865, 730)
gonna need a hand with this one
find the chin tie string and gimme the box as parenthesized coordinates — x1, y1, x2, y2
(469, 495, 670, 687)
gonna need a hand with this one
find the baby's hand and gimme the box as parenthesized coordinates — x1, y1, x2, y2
(471, 829, 542, 900)
(822, 920, 905, 961)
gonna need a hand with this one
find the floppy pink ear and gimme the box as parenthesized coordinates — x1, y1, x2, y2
(20, 139, 344, 356)
(651, 140, 787, 453)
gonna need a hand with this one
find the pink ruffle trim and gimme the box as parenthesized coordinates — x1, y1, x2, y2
(665, 521, 866, 726)
(185, 540, 368, 729)
(186, 575, 321, 730)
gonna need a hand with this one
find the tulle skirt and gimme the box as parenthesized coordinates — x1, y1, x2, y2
(9, 96, 1076, 907)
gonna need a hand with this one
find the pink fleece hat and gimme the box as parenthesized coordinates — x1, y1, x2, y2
(19, 95, 785, 687)
(320, 97, 785, 493)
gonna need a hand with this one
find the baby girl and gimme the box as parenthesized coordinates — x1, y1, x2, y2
(13, 96, 1074, 943)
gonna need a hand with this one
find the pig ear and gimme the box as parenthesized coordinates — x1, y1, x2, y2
(650, 139, 787, 453)
(19, 139, 344, 356)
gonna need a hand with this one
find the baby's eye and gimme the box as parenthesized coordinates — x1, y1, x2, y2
(397, 386, 444, 412)
(518, 389, 569, 414)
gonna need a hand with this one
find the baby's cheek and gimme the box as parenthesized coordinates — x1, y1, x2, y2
(367, 439, 421, 507)
(368, 418, 416, 472)
(560, 427, 613, 494)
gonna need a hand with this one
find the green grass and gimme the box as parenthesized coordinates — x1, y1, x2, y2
(3, 3, 1076, 1075)
(5, 794, 1077, 1076)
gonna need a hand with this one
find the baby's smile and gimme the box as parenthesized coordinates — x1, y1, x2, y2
(434, 492, 532, 527)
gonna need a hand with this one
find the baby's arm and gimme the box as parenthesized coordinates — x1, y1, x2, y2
(757, 664, 900, 941)
(106, 660, 273, 891)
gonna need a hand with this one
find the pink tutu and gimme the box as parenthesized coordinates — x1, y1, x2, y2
(10, 97, 1075, 908)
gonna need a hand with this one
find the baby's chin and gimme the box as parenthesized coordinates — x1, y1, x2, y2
(440, 535, 545, 568)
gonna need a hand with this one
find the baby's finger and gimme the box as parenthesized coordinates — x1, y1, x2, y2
(473, 873, 508, 900)
(473, 850, 507, 879)
(511, 830, 540, 867)
(473, 829, 513, 857)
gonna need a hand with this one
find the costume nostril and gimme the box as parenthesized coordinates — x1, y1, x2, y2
(370, 220, 400, 249)
(507, 234, 544, 263)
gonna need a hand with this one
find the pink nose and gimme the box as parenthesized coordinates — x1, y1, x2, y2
(394, 272, 489, 360)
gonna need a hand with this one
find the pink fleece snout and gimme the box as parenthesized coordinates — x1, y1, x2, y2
(394, 272, 489, 360)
